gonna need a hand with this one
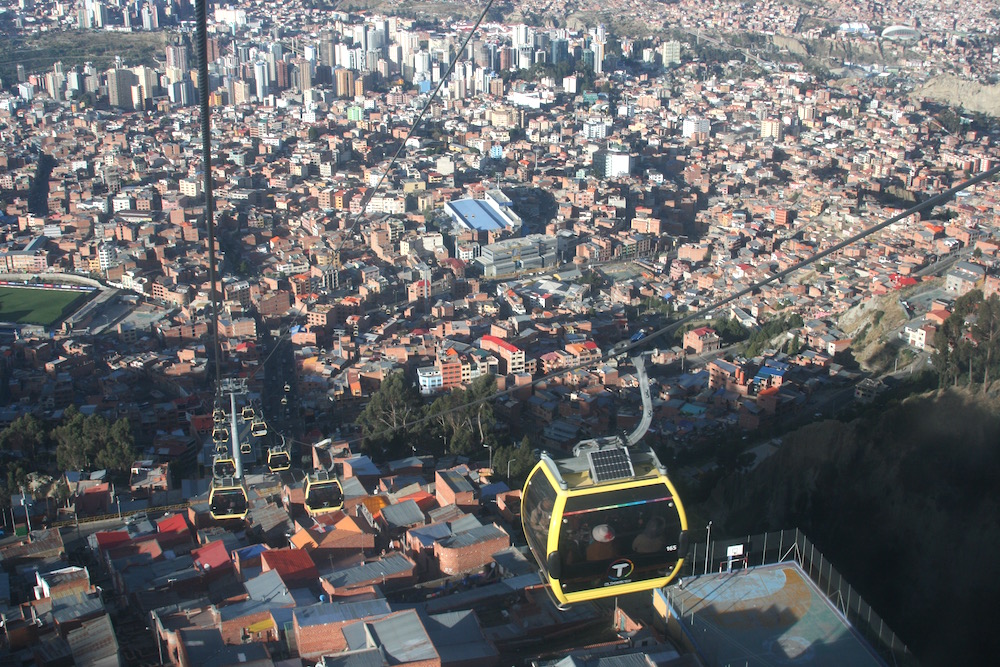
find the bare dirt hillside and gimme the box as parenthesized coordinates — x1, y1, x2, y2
(915, 75, 1000, 117)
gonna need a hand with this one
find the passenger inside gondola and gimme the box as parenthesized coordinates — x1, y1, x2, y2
(632, 516, 668, 553)
(586, 524, 620, 561)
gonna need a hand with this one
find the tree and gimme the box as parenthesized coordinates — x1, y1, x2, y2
(425, 375, 500, 457)
(0, 414, 47, 459)
(357, 371, 424, 458)
(96, 418, 135, 471)
(53, 405, 94, 471)
(787, 333, 803, 355)
(52, 407, 135, 472)
(709, 316, 749, 344)
(490, 436, 538, 487)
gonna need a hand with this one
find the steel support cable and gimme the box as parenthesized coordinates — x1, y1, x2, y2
(331, 164, 1000, 450)
(195, 0, 223, 393)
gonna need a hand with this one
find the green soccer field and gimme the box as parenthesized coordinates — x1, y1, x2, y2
(0, 286, 90, 327)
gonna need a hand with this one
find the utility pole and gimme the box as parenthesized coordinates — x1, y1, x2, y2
(704, 520, 712, 575)
(20, 486, 32, 534)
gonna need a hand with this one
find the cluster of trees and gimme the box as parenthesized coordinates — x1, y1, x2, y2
(744, 312, 806, 357)
(674, 312, 805, 356)
(356, 373, 537, 484)
(933, 290, 1000, 388)
(0, 407, 136, 507)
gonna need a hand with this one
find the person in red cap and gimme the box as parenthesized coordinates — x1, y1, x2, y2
(586, 523, 619, 561)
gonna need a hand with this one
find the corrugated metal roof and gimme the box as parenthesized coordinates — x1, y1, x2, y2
(369, 610, 437, 664)
(380, 499, 424, 528)
(322, 554, 413, 589)
(293, 598, 391, 628)
(408, 523, 452, 548)
(491, 547, 537, 577)
(66, 613, 119, 666)
(549, 654, 652, 667)
(320, 648, 384, 667)
(449, 514, 482, 534)
(439, 524, 508, 550)
(428, 503, 465, 524)
(345, 456, 381, 477)
(424, 610, 499, 663)
(388, 456, 424, 472)
(52, 596, 104, 624)
(342, 621, 372, 651)
(341, 476, 368, 499)
(245, 569, 292, 603)
(437, 469, 474, 494)
(39, 565, 89, 590)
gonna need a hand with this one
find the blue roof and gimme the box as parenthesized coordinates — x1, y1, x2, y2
(233, 544, 269, 561)
(447, 199, 510, 231)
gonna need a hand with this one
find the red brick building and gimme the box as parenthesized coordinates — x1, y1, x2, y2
(434, 469, 477, 513)
(434, 524, 510, 576)
(683, 327, 721, 354)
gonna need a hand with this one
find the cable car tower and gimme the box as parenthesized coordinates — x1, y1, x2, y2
(521, 353, 688, 607)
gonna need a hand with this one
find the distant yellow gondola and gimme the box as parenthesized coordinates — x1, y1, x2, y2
(209, 476, 249, 520)
(304, 470, 344, 516)
(267, 446, 291, 473)
(212, 453, 236, 479)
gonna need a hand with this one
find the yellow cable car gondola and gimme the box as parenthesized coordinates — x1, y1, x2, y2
(209, 476, 249, 521)
(213, 408, 226, 423)
(304, 470, 344, 516)
(267, 446, 291, 473)
(520, 354, 688, 607)
(212, 453, 236, 479)
(251, 417, 268, 438)
(241, 405, 255, 422)
(240, 441, 252, 455)
(522, 446, 688, 607)
(212, 425, 229, 444)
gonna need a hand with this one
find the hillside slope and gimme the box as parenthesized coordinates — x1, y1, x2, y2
(915, 75, 1000, 117)
(701, 388, 1000, 664)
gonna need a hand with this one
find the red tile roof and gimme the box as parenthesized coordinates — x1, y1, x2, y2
(260, 549, 319, 587)
(482, 334, 520, 354)
(192, 540, 231, 571)
(156, 513, 190, 536)
(93, 530, 130, 552)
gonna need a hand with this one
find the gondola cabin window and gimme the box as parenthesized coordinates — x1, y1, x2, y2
(522, 468, 558, 571)
(557, 483, 682, 594)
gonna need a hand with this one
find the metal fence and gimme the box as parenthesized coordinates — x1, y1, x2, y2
(678, 527, 917, 667)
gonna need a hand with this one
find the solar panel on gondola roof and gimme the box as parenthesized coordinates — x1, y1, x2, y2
(588, 448, 635, 483)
